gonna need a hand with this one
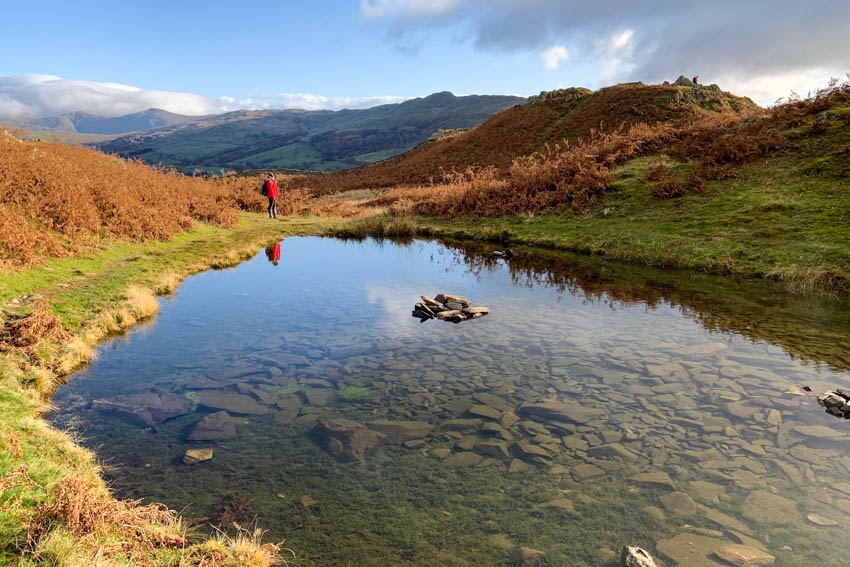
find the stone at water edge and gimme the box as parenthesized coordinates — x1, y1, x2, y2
(183, 448, 213, 464)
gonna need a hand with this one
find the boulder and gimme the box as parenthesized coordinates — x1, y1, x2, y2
(92, 392, 192, 428)
(312, 419, 384, 464)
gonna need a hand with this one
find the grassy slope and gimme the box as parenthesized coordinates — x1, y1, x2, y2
(414, 127, 850, 291)
(0, 213, 340, 566)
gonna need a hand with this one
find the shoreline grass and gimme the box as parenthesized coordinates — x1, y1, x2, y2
(0, 212, 342, 566)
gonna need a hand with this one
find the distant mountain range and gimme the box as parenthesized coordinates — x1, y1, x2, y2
(28, 108, 204, 135)
(86, 92, 525, 173)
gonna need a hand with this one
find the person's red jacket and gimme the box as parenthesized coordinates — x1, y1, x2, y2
(264, 179, 279, 199)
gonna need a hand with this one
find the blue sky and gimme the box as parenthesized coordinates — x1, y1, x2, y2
(2, 0, 849, 119)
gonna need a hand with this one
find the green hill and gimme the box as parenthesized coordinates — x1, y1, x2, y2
(95, 92, 525, 173)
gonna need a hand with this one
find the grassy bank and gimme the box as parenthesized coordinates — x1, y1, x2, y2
(345, 117, 850, 293)
(0, 213, 340, 566)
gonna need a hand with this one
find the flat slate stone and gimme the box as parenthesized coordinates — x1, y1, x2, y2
(630, 471, 674, 489)
(187, 411, 237, 441)
(518, 401, 601, 424)
(369, 419, 433, 442)
(571, 463, 605, 481)
(657, 534, 730, 567)
(195, 390, 269, 415)
(713, 544, 775, 566)
(183, 448, 213, 465)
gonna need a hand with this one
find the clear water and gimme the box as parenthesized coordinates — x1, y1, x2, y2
(51, 237, 850, 566)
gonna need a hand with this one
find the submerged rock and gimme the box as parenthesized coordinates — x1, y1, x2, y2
(183, 448, 213, 465)
(187, 411, 237, 441)
(312, 419, 384, 464)
(91, 392, 192, 428)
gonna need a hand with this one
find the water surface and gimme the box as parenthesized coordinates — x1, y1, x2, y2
(52, 237, 850, 566)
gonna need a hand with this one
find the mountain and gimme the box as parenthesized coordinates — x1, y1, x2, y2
(29, 108, 203, 135)
(94, 92, 526, 173)
(291, 80, 763, 194)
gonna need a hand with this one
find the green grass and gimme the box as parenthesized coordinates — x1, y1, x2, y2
(410, 121, 850, 292)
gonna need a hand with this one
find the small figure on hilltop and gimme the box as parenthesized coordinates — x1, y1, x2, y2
(692, 75, 699, 85)
(262, 173, 279, 219)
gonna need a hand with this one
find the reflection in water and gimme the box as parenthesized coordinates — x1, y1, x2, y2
(51, 237, 850, 567)
(265, 242, 281, 266)
(443, 239, 850, 374)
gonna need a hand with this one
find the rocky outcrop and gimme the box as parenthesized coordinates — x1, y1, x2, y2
(91, 392, 192, 428)
(312, 419, 384, 464)
(412, 294, 490, 323)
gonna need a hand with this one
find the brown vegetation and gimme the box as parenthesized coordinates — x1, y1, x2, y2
(0, 131, 304, 267)
(307, 78, 849, 217)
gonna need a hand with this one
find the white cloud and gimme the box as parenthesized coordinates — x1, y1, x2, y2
(0, 75, 414, 121)
(217, 93, 410, 112)
(595, 29, 635, 85)
(539, 45, 569, 70)
(0, 75, 219, 120)
(360, 0, 461, 21)
(360, 0, 850, 106)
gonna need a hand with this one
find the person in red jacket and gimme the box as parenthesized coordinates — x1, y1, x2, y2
(262, 173, 279, 219)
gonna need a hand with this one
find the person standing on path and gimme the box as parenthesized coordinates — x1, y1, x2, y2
(263, 173, 279, 218)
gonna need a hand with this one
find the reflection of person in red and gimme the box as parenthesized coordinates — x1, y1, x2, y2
(265, 242, 281, 266)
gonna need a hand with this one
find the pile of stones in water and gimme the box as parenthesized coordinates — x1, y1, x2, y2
(412, 293, 490, 323)
(816, 387, 850, 418)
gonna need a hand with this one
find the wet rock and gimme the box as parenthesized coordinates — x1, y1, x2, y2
(700, 506, 753, 535)
(660, 492, 697, 517)
(187, 411, 237, 441)
(183, 448, 213, 465)
(657, 533, 730, 567)
(475, 441, 512, 459)
(92, 392, 192, 428)
(518, 401, 601, 424)
(816, 388, 850, 418)
(741, 490, 800, 525)
(806, 513, 839, 526)
(713, 544, 775, 566)
(369, 419, 433, 442)
(630, 471, 674, 489)
(413, 293, 489, 323)
(506, 458, 531, 474)
(621, 546, 660, 567)
(587, 443, 638, 462)
(312, 419, 384, 464)
(511, 440, 554, 464)
(468, 404, 503, 420)
(195, 390, 269, 415)
(571, 463, 606, 481)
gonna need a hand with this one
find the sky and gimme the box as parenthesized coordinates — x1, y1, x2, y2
(1, 0, 849, 120)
